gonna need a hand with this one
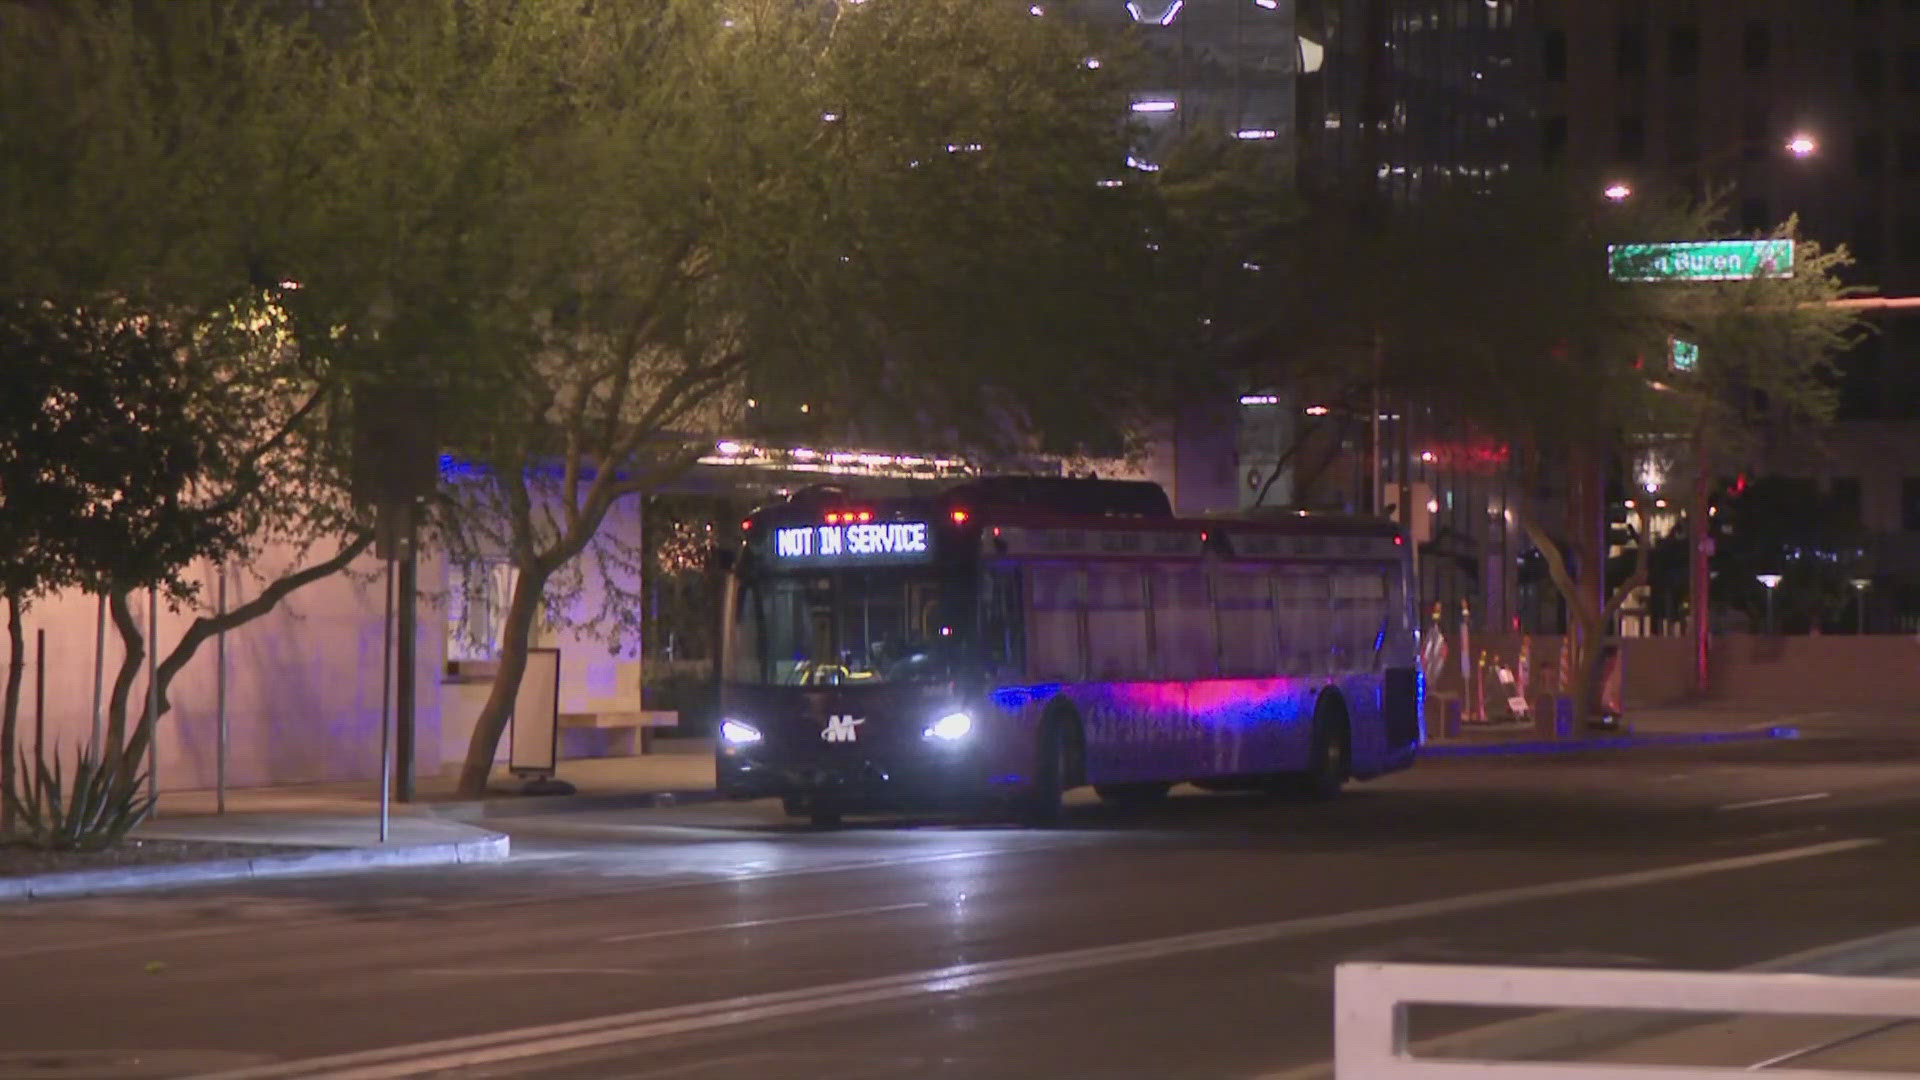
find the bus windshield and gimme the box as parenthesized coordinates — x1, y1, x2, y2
(729, 568, 969, 686)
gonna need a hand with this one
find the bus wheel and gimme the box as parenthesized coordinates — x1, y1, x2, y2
(1095, 782, 1171, 807)
(1020, 715, 1081, 827)
(1293, 699, 1352, 801)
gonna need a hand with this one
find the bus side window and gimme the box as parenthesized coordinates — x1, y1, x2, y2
(1215, 566, 1277, 677)
(981, 568, 1026, 675)
(1276, 571, 1328, 676)
(1151, 564, 1216, 681)
(1027, 564, 1085, 682)
(1330, 570, 1388, 671)
(1085, 564, 1150, 682)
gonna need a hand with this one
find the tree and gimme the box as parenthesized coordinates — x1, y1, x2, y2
(1316, 175, 1862, 722)
(232, 0, 1200, 795)
(0, 4, 373, 818)
(0, 300, 257, 826)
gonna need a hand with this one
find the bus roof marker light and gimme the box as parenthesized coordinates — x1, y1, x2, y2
(951, 509, 970, 525)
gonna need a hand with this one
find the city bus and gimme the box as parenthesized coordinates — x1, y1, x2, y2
(715, 476, 1421, 827)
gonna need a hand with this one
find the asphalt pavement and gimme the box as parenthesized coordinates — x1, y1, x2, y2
(4, 726, 1920, 1079)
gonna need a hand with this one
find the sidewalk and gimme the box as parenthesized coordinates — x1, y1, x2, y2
(1420, 701, 1812, 757)
(150, 736, 721, 824)
(2, 807, 506, 902)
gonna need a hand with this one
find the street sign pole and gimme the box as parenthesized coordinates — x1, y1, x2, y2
(1691, 430, 1711, 694)
(379, 554, 394, 844)
(394, 501, 418, 802)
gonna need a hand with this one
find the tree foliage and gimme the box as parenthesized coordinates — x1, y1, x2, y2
(0, 3, 373, 830)
(201, 0, 1205, 794)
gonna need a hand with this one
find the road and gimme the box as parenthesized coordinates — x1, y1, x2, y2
(5, 729, 1920, 1079)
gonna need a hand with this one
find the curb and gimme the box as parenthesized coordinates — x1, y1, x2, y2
(1421, 725, 1798, 758)
(1258, 924, 1920, 1080)
(422, 788, 728, 822)
(0, 831, 508, 903)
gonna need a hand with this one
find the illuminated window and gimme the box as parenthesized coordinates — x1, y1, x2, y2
(448, 561, 520, 663)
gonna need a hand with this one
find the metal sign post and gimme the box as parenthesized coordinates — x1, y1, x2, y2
(352, 384, 438, 813)
(33, 629, 45, 805)
(146, 588, 158, 809)
(379, 555, 395, 844)
(216, 566, 228, 815)
(89, 594, 104, 752)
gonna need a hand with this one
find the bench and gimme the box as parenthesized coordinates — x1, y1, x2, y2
(557, 710, 680, 758)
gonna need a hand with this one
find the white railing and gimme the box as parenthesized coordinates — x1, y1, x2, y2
(1336, 961, 1920, 1079)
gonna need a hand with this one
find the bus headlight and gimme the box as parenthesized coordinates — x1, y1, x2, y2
(924, 711, 973, 742)
(719, 719, 762, 746)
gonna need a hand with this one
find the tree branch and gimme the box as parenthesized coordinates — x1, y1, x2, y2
(145, 532, 375, 721)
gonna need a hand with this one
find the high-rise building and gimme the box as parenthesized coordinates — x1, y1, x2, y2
(1068, 0, 1300, 170)
(1298, 0, 1541, 201)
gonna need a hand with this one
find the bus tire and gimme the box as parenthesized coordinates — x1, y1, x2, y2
(1293, 694, 1352, 802)
(1095, 782, 1172, 806)
(1021, 712, 1082, 827)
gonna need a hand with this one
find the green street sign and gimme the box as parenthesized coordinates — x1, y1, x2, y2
(1608, 239, 1794, 282)
(1670, 338, 1698, 372)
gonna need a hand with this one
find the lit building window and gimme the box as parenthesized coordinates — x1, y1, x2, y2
(448, 561, 520, 663)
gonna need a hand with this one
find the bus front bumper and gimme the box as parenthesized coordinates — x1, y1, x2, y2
(716, 746, 1016, 809)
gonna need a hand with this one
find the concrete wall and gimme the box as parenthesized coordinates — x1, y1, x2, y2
(13, 489, 652, 793)
(1425, 629, 1920, 713)
(14, 548, 441, 794)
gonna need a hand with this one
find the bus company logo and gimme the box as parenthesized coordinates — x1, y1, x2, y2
(821, 715, 865, 743)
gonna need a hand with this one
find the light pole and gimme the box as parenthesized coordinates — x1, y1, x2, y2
(1851, 577, 1871, 635)
(1756, 573, 1783, 635)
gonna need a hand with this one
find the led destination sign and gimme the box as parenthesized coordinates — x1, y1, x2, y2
(773, 521, 930, 564)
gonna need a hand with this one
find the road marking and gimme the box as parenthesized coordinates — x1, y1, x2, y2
(601, 902, 931, 944)
(195, 837, 1880, 1080)
(1719, 792, 1831, 811)
(410, 967, 667, 978)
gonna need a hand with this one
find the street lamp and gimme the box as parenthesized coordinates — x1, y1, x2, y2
(1786, 133, 1818, 159)
(1851, 577, 1872, 635)
(1756, 573, 1783, 634)
(1604, 182, 1633, 202)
